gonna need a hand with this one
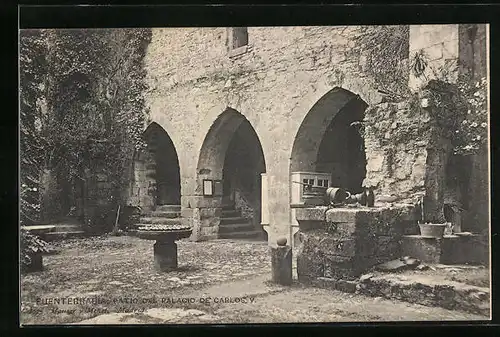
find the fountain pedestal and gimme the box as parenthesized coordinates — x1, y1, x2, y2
(136, 226, 192, 272)
(154, 240, 178, 271)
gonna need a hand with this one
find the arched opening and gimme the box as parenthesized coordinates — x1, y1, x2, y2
(196, 108, 267, 240)
(135, 122, 181, 211)
(290, 87, 367, 243)
(290, 87, 368, 193)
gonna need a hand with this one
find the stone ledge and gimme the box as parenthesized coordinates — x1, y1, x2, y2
(401, 234, 486, 265)
(357, 273, 490, 316)
(314, 277, 358, 293)
(295, 207, 328, 222)
(326, 208, 375, 223)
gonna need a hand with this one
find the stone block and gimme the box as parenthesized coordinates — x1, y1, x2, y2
(199, 207, 221, 219)
(23, 253, 43, 273)
(401, 235, 442, 263)
(323, 259, 360, 280)
(153, 242, 177, 271)
(324, 222, 357, 237)
(200, 225, 218, 235)
(188, 196, 223, 208)
(366, 153, 385, 173)
(315, 277, 337, 289)
(354, 236, 377, 257)
(336, 279, 358, 293)
(270, 245, 293, 286)
(314, 277, 357, 293)
(400, 235, 474, 264)
(326, 209, 366, 223)
(375, 235, 401, 259)
(297, 253, 323, 283)
(295, 207, 328, 222)
(441, 234, 488, 265)
(180, 208, 193, 219)
(423, 45, 443, 61)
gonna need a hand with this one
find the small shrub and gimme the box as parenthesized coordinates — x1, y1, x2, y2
(20, 228, 50, 271)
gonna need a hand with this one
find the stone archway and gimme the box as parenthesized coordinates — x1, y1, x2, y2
(132, 122, 181, 213)
(194, 108, 267, 241)
(290, 87, 368, 188)
(289, 87, 368, 242)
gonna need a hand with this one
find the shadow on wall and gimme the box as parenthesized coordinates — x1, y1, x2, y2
(290, 87, 368, 193)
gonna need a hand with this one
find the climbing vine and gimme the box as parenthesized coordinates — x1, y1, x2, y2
(357, 40, 488, 156)
(357, 25, 410, 98)
(20, 29, 47, 225)
(20, 28, 152, 230)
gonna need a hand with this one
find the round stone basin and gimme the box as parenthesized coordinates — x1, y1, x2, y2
(137, 226, 192, 242)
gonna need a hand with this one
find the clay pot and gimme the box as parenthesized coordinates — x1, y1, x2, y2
(419, 223, 447, 239)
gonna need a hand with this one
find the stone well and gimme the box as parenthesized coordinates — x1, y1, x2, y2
(295, 205, 418, 283)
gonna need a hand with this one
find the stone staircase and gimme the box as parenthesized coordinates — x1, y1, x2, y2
(218, 204, 264, 240)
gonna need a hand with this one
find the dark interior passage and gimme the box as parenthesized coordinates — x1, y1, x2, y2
(223, 119, 266, 227)
(144, 123, 181, 206)
(315, 99, 366, 194)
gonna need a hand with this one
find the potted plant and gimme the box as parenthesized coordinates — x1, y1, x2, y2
(20, 228, 50, 273)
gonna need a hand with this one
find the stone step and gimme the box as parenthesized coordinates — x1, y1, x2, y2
(401, 234, 487, 265)
(220, 217, 249, 225)
(139, 217, 182, 225)
(43, 231, 86, 242)
(219, 230, 264, 240)
(21, 225, 56, 236)
(148, 211, 181, 218)
(221, 209, 241, 218)
(355, 273, 490, 316)
(221, 204, 236, 211)
(52, 224, 83, 232)
(155, 205, 181, 212)
(218, 222, 256, 234)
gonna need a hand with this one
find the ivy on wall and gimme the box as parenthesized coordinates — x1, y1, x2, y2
(20, 29, 152, 230)
(357, 25, 410, 98)
(356, 42, 487, 157)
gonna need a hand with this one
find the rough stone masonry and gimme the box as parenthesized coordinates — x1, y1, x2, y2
(132, 24, 488, 244)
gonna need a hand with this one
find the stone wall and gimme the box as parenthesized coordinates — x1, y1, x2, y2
(144, 26, 404, 242)
(295, 206, 418, 282)
(362, 101, 431, 204)
(143, 24, 488, 242)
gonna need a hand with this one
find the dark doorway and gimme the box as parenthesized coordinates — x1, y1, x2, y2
(144, 123, 181, 206)
(315, 99, 367, 194)
(223, 119, 266, 224)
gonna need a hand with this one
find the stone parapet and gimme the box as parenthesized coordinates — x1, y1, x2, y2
(296, 206, 416, 282)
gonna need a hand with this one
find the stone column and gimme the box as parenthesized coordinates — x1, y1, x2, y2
(270, 239, 292, 285)
(153, 241, 177, 271)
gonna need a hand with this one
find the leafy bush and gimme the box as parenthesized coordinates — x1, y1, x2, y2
(20, 228, 50, 269)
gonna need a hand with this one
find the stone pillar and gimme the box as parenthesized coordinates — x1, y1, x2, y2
(261, 173, 269, 226)
(270, 239, 292, 285)
(153, 241, 177, 271)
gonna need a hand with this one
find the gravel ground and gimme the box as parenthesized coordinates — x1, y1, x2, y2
(21, 235, 270, 325)
(20, 235, 488, 325)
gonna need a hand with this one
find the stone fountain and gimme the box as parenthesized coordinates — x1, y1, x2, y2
(136, 224, 192, 272)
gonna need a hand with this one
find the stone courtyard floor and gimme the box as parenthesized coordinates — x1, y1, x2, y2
(20, 235, 488, 325)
